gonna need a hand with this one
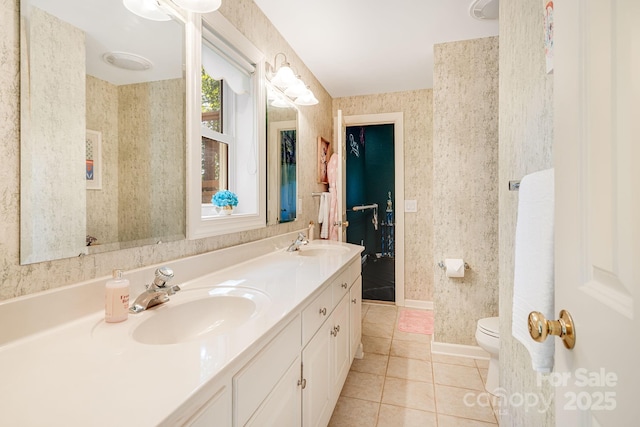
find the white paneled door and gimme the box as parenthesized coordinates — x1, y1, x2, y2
(553, 0, 639, 425)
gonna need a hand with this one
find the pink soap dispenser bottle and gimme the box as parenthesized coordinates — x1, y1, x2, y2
(105, 269, 129, 323)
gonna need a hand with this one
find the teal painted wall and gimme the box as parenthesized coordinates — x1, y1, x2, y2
(346, 124, 394, 254)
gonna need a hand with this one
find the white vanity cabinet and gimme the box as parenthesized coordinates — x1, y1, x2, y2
(185, 382, 232, 427)
(349, 276, 363, 360)
(180, 257, 362, 427)
(301, 261, 361, 427)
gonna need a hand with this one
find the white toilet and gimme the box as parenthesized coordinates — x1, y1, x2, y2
(475, 317, 500, 393)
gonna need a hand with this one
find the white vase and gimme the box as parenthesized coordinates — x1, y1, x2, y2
(221, 206, 233, 215)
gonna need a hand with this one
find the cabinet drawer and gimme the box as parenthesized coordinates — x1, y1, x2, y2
(234, 316, 301, 427)
(331, 260, 360, 307)
(302, 285, 332, 345)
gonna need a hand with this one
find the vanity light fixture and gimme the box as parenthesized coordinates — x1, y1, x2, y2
(172, 0, 222, 13)
(294, 87, 319, 106)
(266, 53, 319, 106)
(123, 0, 221, 20)
(469, 0, 499, 20)
(123, 0, 172, 21)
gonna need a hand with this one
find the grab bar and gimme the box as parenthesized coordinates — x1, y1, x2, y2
(351, 203, 378, 212)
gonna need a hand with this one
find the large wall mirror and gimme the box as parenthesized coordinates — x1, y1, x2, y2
(20, 0, 186, 264)
(266, 83, 299, 225)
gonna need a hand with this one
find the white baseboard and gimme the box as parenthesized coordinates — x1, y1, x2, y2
(431, 341, 490, 360)
(403, 299, 433, 310)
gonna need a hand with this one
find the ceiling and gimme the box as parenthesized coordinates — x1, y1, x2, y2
(253, 0, 499, 98)
(26, 0, 183, 86)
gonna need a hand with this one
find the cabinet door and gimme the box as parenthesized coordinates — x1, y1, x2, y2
(246, 356, 301, 427)
(331, 294, 350, 399)
(186, 385, 231, 427)
(349, 276, 362, 360)
(302, 322, 332, 427)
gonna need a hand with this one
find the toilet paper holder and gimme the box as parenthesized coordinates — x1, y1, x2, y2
(437, 261, 470, 270)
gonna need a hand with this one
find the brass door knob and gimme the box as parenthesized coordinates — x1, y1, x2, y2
(528, 309, 576, 349)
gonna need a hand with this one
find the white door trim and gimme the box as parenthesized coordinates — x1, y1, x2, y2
(342, 112, 405, 307)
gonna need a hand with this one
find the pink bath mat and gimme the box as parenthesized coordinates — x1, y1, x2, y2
(397, 309, 434, 335)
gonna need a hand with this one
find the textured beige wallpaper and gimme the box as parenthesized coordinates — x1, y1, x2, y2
(498, 0, 555, 424)
(0, 0, 332, 300)
(86, 75, 119, 246)
(117, 79, 185, 244)
(433, 37, 499, 345)
(333, 90, 433, 302)
(20, 7, 86, 264)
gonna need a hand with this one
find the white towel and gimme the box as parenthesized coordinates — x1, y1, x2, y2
(511, 168, 555, 373)
(318, 192, 330, 239)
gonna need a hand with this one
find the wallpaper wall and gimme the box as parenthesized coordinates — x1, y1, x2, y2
(117, 79, 185, 244)
(432, 37, 499, 345)
(498, 0, 554, 424)
(20, 7, 86, 264)
(0, 0, 331, 300)
(86, 76, 119, 246)
(333, 90, 433, 302)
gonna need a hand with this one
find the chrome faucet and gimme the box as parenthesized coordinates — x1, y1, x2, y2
(287, 232, 309, 252)
(129, 266, 181, 314)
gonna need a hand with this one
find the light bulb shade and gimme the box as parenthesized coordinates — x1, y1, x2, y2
(172, 0, 221, 13)
(123, 0, 171, 21)
(284, 78, 307, 98)
(271, 64, 296, 88)
(295, 89, 319, 106)
(271, 97, 291, 108)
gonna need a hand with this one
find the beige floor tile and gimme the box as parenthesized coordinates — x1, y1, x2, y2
(390, 339, 431, 361)
(376, 404, 437, 427)
(361, 304, 371, 319)
(381, 377, 436, 412)
(437, 414, 498, 427)
(431, 353, 477, 367)
(475, 358, 490, 369)
(393, 329, 432, 343)
(328, 396, 380, 427)
(341, 371, 385, 402)
(351, 352, 389, 376)
(479, 368, 488, 383)
(386, 356, 433, 383)
(362, 335, 392, 355)
(364, 304, 398, 324)
(363, 320, 395, 339)
(433, 363, 485, 391)
(435, 384, 497, 423)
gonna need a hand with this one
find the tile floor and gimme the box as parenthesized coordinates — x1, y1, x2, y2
(328, 303, 499, 427)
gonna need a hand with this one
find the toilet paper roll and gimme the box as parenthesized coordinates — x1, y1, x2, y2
(445, 258, 465, 278)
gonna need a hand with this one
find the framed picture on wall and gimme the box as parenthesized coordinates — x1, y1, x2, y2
(544, 1, 554, 74)
(317, 136, 330, 184)
(86, 129, 102, 190)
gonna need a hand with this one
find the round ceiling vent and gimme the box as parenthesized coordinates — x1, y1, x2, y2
(102, 52, 153, 71)
(469, 0, 499, 20)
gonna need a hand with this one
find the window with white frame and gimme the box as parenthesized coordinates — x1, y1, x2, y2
(187, 13, 266, 239)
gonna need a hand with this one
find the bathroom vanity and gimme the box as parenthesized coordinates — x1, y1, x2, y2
(0, 232, 363, 426)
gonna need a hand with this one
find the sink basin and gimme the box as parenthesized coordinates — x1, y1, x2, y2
(297, 245, 350, 257)
(132, 287, 270, 345)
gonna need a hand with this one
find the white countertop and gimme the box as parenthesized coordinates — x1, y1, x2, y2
(0, 238, 362, 426)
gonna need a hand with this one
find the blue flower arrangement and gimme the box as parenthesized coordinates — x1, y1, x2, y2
(212, 190, 238, 207)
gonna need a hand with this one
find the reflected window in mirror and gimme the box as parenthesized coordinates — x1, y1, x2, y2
(187, 13, 266, 239)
